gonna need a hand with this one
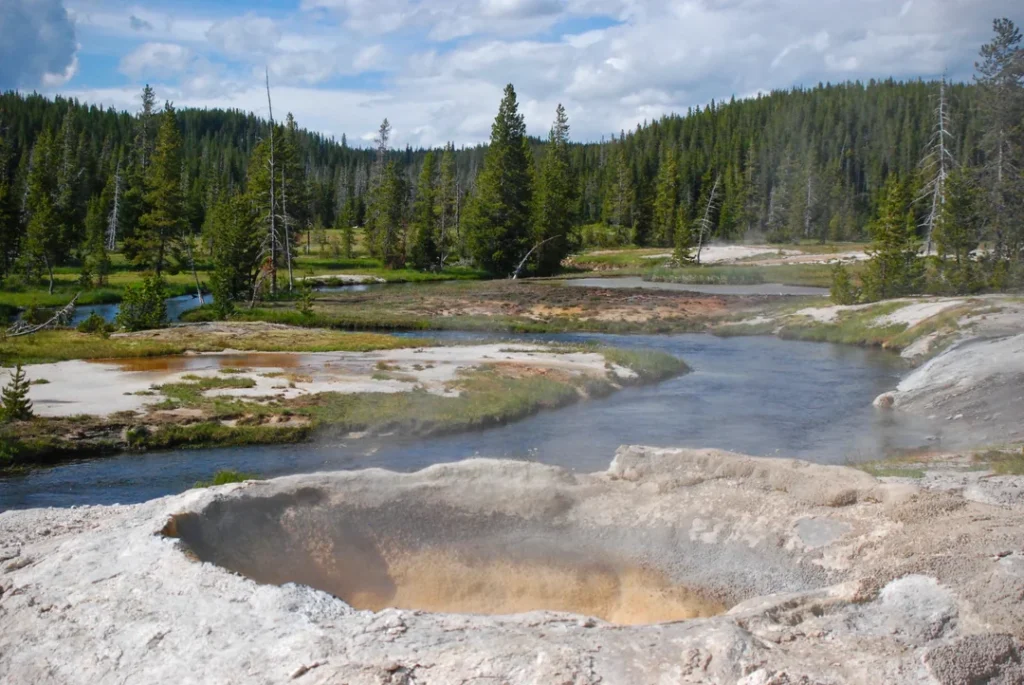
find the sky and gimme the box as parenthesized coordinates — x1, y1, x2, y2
(1, 0, 1021, 148)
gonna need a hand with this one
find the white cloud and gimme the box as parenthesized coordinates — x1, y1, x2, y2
(119, 42, 193, 78)
(43, 54, 80, 87)
(206, 14, 281, 56)
(50, 0, 1024, 148)
(480, 0, 562, 19)
(0, 0, 78, 89)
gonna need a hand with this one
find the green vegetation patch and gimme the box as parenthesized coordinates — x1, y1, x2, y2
(776, 302, 909, 348)
(973, 449, 1024, 475)
(646, 263, 852, 288)
(0, 326, 422, 365)
(194, 469, 260, 488)
(855, 461, 927, 479)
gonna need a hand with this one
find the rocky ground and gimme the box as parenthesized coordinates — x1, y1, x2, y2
(1, 446, 1022, 684)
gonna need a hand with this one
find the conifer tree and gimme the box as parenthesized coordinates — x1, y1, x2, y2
(862, 176, 922, 301)
(130, 102, 184, 275)
(22, 131, 62, 293)
(409, 151, 439, 269)
(209, 193, 261, 318)
(603, 144, 633, 244)
(437, 143, 458, 266)
(466, 84, 533, 275)
(533, 104, 576, 276)
(0, 364, 33, 422)
(935, 168, 982, 293)
(367, 161, 407, 268)
(83, 195, 111, 286)
(652, 146, 680, 246)
(0, 130, 21, 278)
(975, 18, 1024, 268)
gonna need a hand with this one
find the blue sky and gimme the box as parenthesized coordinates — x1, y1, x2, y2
(3, 0, 1021, 147)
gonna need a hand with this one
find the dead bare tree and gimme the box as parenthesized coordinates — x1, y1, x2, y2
(265, 68, 278, 297)
(694, 175, 721, 265)
(511, 236, 557, 279)
(918, 76, 957, 256)
(106, 160, 121, 251)
(5, 293, 80, 338)
(803, 174, 816, 238)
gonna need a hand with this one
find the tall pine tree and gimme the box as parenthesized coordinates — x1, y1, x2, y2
(130, 102, 184, 275)
(533, 104, 576, 276)
(466, 84, 534, 275)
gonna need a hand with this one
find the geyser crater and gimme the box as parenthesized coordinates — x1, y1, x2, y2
(162, 484, 737, 625)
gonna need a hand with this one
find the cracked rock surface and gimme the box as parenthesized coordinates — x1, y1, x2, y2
(2, 446, 1023, 684)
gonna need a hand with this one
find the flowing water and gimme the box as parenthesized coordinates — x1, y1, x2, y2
(0, 332, 942, 511)
(70, 293, 213, 325)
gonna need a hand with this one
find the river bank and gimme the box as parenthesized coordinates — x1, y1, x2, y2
(0, 323, 686, 472)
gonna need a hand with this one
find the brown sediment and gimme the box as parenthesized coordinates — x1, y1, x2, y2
(92, 352, 307, 373)
(343, 548, 725, 624)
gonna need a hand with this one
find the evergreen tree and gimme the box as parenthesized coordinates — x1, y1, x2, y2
(129, 102, 184, 275)
(673, 210, 695, 264)
(0, 130, 18, 279)
(0, 364, 33, 422)
(652, 145, 680, 246)
(533, 104, 576, 276)
(21, 131, 63, 293)
(116, 275, 167, 331)
(83, 195, 111, 286)
(279, 113, 308, 289)
(366, 161, 407, 268)
(861, 176, 923, 301)
(409, 151, 439, 270)
(935, 168, 982, 293)
(209, 193, 261, 318)
(974, 18, 1024, 268)
(437, 143, 458, 266)
(602, 144, 633, 244)
(466, 84, 534, 275)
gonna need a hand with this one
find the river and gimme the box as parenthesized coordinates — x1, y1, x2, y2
(0, 332, 943, 510)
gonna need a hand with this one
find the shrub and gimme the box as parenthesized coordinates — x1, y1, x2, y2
(830, 263, 860, 304)
(296, 279, 315, 316)
(115, 276, 167, 332)
(194, 469, 259, 488)
(77, 312, 112, 335)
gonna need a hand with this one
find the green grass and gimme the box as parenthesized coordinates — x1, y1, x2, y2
(973, 449, 1024, 475)
(646, 263, 851, 288)
(647, 266, 767, 285)
(0, 327, 423, 366)
(568, 247, 672, 269)
(158, 376, 258, 406)
(776, 301, 909, 347)
(597, 347, 690, 382)
(194, 469, 259, 488)
(856, 462, 927, 479)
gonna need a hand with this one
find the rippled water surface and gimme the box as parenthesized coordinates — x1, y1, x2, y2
(0, 332, 942, 510)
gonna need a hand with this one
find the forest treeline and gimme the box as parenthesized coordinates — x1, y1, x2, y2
(0, 18, 1021, 301)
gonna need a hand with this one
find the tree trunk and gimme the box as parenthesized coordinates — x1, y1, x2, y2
(282, 168, 293, 291)
(185, 235, 204, 305)
(266, 68, 278, 298)
(45, 256, 54, 295)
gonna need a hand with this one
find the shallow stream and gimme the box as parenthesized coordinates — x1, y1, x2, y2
(0, 332, 943, 510)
